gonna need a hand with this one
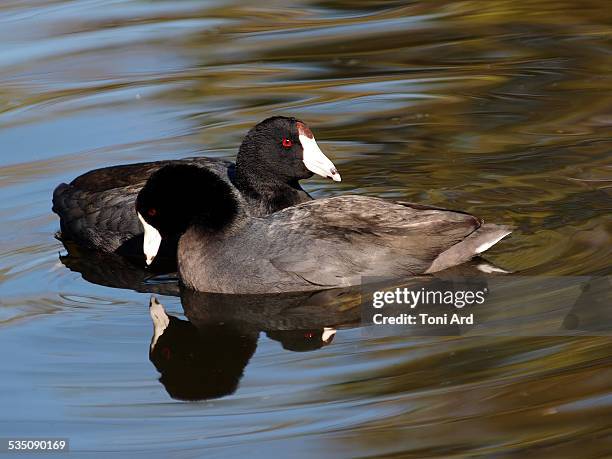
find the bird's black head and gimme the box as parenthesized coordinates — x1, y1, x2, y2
(236, 116, 341, 185)
(136, 164, 241, 265)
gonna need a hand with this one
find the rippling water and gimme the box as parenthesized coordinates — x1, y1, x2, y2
(0, 1, 611, 457)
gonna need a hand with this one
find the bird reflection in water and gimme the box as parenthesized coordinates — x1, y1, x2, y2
(149, 297, 258, 401)
(148, 290, 355, 401)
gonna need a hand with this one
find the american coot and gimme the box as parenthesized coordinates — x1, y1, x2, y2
(136, 164, 512, 294)
(52, 117, 340, 260)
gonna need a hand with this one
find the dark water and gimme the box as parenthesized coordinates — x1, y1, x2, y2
(1, 0, 611, 457)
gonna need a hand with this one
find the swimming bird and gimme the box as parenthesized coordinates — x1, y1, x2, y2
(52, 117, 340, 262)
(136, 163, 511, 293)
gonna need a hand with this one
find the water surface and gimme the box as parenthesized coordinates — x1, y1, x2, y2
(0, 0, 611, 457)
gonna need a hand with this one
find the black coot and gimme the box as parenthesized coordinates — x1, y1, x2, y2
(52, 116, 340, 261)
(136, 164, 511, 293)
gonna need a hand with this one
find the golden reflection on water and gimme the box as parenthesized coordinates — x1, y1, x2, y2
(0, 0, 610, 456)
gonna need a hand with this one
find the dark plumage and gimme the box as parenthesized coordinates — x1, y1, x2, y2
(52, 158, 230, 259)
(137, 164, 512, 294)
(52, 117, 339, 259)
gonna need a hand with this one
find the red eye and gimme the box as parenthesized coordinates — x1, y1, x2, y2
(148, 208, 157, 217)
(282, 138, 293, 148)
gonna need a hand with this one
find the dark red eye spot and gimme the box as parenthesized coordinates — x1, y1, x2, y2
(282, 138, 293, 148)
(148, 208, 157, 217)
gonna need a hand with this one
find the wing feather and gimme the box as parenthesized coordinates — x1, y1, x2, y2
(257, 196, 481, 287)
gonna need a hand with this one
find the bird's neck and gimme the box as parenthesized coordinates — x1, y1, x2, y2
(234, 169, 311, 215)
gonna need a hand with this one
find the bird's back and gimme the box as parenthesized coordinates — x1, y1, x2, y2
(178, 196, 485, 293)
(52, 157, 233, 254)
